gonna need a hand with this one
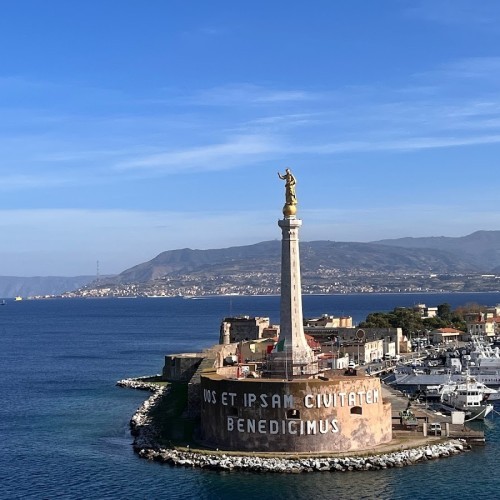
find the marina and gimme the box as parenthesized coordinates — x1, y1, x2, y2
(377, 338, 500, 441)
(385, 335, 500, 396)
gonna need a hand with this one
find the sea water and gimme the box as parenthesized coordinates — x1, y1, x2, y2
(0, 293, 499, 500)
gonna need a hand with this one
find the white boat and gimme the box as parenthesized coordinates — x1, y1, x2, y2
(391, 366, 500, 398)
(439, 374, 495, 420)
(468, 335, 500, 371)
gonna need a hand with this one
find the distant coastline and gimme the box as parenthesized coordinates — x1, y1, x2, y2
(20, 289, 500, 301)
(6, 231, 500, 298)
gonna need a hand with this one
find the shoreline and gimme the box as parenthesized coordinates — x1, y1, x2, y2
(28, 290, 500, 300)
(117, 377, 471, 473)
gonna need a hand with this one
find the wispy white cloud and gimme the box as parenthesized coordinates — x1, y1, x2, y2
(179, 24, 228, 41)
(417, 57, 500, 81)
(0, 175, 71, 191)
(405, 0, 500, 27)
(115, 134, 285, 172)
(309, 134, 500, 154)
(142, 85, 317, 107)
(446, 57, 500, 78)
(114, 129, 500, 178)
(200, 26, 224, 36)
(189, 84, 318, 106)
(239, 113, 323, 133)
(0, 75, 62, 92)
(3, 59, 500, 188)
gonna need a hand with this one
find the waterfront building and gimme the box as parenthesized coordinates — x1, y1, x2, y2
(430, 327, 463, 344)
(413, 303, 438, 319)
(305, 326, 402, 363)
(304, 313, 353, 328)
(485, 304, 500, 318)
(219, 316, 278, 344)
(466, 317, 496, 339)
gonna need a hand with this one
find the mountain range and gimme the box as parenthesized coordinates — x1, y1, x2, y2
(110, 230, 500, 285)
(0, 275, 96, 299)
(374, 230, 500, 272)
(3, 230, 500, 297)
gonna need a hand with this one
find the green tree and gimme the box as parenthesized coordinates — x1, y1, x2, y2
(360, 304, 468, 336)
(437, 303, 452, 321)
(360, 307, 423, 336)
(360, 312, 391, 329)
(391, 308, 423, 336)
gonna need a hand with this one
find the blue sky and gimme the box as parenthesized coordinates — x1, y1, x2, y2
(2, 0, 500, 276)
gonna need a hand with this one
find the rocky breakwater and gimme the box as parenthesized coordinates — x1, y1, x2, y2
(117, 377, 169, 449)
(118, 377, 470, 473)
(137, 440, 469, 473)
(116, 376, 162, 392)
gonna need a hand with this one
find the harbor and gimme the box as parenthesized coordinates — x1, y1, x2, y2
(3, 294, 500, 498)
(377, 333, 500, 436)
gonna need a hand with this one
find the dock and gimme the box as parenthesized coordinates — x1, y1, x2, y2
(383, 383, 486, 444)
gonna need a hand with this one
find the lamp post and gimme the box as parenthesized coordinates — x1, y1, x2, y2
(331, 337, 335, 369)
(327, 336, 335, 370)
(355, 329, 365, 365)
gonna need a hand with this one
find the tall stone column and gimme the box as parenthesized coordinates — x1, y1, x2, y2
(277, 216, 316, 375)
(271, 169, 317, 377)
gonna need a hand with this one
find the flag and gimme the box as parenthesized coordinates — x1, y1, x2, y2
(273, 338, 286, 352)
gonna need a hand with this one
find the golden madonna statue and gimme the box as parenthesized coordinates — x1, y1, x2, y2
(278, 168, 297, 216)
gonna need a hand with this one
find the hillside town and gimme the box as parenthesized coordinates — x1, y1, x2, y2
(58, 270, 500, 299)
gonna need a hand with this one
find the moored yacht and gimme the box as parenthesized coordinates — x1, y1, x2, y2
(439, 374, 495, 420)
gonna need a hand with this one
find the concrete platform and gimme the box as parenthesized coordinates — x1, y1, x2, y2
(382, 383, 485, 444)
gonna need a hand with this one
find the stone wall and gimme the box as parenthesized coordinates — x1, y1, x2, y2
(162, 353, 204, 381)
(199, 374, 392, 453)
(219, 317, 271, 344)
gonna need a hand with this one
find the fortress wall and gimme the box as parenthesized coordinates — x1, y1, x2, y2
(199, 375, 392, 453)
(162, 354, 204, 381)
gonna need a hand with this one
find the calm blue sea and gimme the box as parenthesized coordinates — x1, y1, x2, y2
(1, 293, 499, 500)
